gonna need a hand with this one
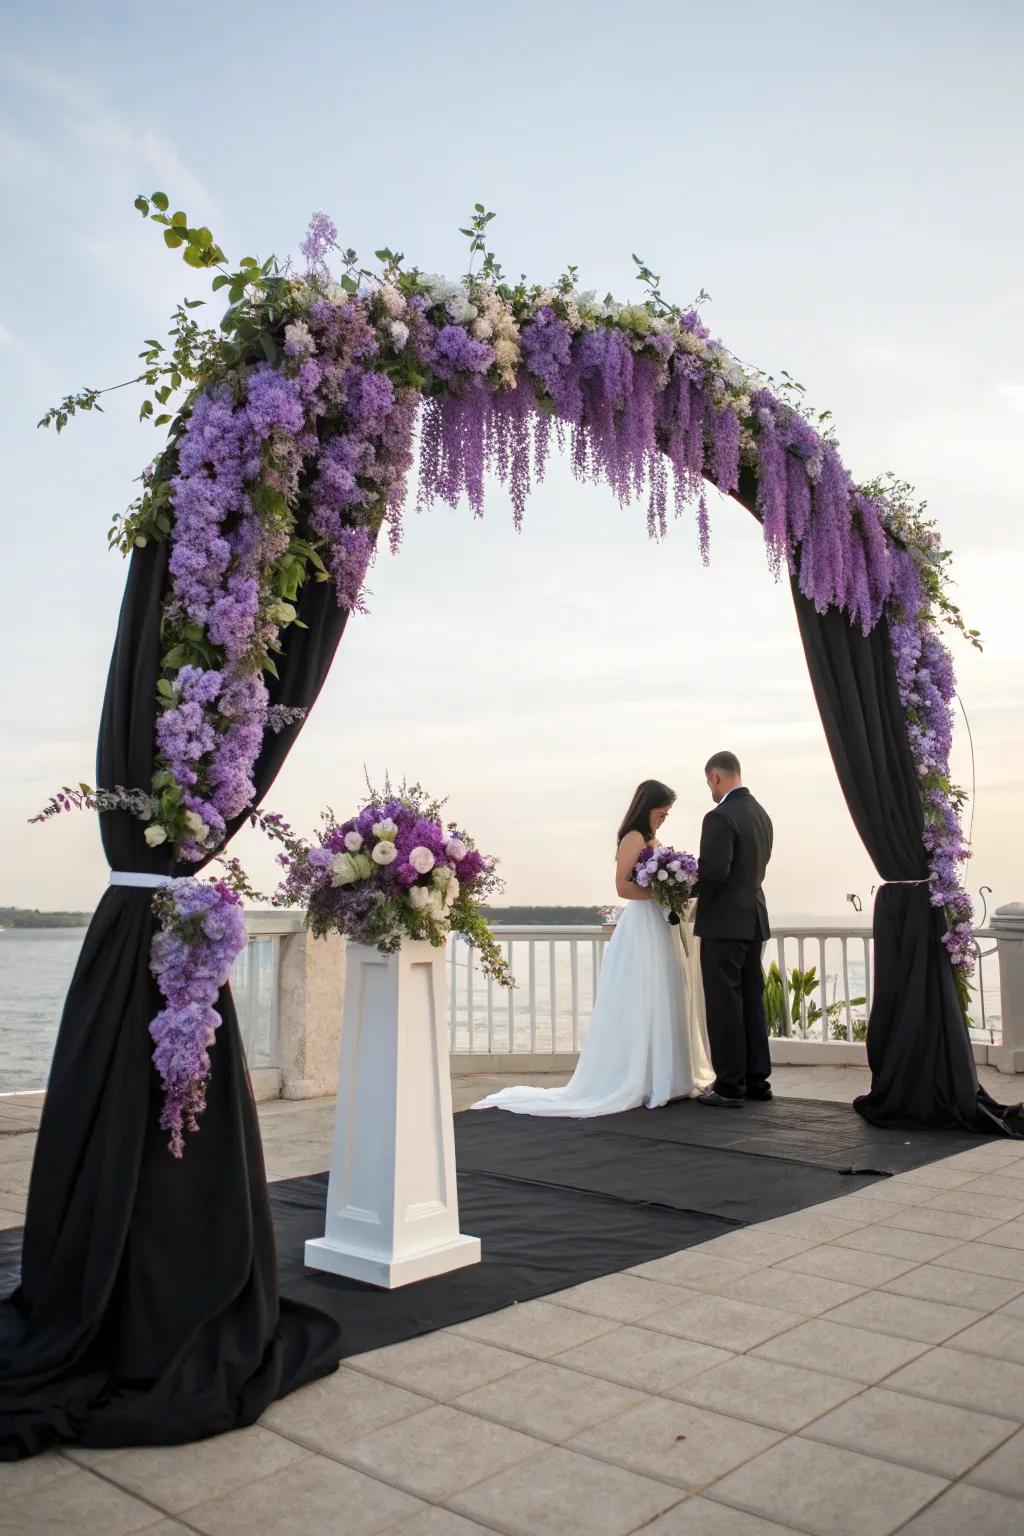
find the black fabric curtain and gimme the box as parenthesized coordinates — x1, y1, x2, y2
(0, 540, 352, 1460)
(791, 587, 1020, 1137)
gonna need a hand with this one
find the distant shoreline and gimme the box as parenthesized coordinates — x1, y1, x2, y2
(0, 909, 93, 930)
(0, 904, 611, 931)
(0, 903, 876, 932)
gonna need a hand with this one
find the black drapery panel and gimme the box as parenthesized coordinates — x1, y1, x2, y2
(0, 540, 352, 1460)
(791, 587, 1019, 1136)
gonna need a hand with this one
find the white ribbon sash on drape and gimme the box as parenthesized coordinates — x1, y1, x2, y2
(108, 872, 177, 889)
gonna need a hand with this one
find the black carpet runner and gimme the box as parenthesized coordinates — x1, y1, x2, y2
(1, 1096, 982, 1362)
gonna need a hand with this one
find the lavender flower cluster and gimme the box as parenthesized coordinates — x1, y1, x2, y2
(634, 847, 699, 921)
(151, 252, 418, 862)
(277, 794, 487, 936)
(148, 879, 248, 1157)
(270, 786, 512, 985)
(887, 553, 975, 969)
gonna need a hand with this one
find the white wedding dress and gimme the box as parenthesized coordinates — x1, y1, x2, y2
(472, 902, 714, 1117)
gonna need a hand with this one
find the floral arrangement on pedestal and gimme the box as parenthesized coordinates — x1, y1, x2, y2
(36, 193, 981, 1151)
(264, 784, 513, 987)
(633, 847, 698, 924)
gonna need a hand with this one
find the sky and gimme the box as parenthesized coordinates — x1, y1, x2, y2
(1, 0, 1022, 921)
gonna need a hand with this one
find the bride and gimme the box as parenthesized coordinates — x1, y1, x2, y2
(472, 780, 713, 1117)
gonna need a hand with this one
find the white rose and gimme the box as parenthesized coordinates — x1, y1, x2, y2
(371, 817, 398, 842)
(425, 895, 447, 923)
(444, 837, 468, 862)
(408, 885, 431, 910)
(145, 824, 168, 848)
(183, 810, 210, 841)
(657, 870, 669, 882)
(668, 860, 681, 873)
(675, 872, 686, 883)
(325, 282, 349, 306)
(344, 831, 364, 852)
(331, 852, 358, 886)
(372, 840, 398, 866)
(409, 846, 435, 875)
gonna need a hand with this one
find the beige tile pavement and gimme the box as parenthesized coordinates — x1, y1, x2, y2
(447, 1443, 684, 1536)
(751, 1317, 931, 1383)
(566, 1395, 782, 1490)
(3, 1074, 1024, 1536)
(896, 1481, 1024, 1534)
(800, 1387, 1018, 1479)
(703, 1436, 948, 1536)
(668, 1354, 863, 1432)
(331, 1403, 545, 1503)
(449, 1358, 646, 1442)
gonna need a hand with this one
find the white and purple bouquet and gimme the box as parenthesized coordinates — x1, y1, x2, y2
(271, 781, 514, 987)
(633, 847, 698, 924)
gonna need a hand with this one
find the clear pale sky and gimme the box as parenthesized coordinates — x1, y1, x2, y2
(2, 0, 1022, 920)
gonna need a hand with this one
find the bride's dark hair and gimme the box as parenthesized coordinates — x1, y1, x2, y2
(616, 780, 677, 846)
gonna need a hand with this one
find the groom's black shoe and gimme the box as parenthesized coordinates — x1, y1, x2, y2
(697, 1087, 744, 1108)
(745, 1084, 773, 1102)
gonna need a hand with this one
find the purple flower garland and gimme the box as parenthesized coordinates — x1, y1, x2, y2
(84, 214, 978, 1153)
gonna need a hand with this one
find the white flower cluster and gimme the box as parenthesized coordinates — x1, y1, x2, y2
(406, 835, 467, 926)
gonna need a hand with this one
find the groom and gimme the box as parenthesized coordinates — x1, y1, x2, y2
(693, 751, 774, 1108)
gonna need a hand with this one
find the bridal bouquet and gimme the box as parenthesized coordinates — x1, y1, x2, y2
(272, 782, 514, 986)
(633, 847, 698, 924)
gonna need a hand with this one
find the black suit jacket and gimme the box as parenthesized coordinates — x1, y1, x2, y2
(693, 787, 773, 941)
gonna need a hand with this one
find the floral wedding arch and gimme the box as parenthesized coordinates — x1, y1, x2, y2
(7, 193, 1019, 1466)
(39, 198, 983, 1146)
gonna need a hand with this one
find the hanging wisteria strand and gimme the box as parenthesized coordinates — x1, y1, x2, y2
(37, 197, 981, 1151)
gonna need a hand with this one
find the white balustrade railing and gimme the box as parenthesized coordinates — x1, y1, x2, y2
(233, 914, 1007, 1080)
(447, 922, 1003, 1055)
(448, 925, 614, 1056)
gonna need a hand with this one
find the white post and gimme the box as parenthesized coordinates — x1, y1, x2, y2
(990, 903, 1024, 1076)
(305, 939, 481, 1288)
(274, 925, 346, 1100)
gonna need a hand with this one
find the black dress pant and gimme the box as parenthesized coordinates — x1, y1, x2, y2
(700, 937, 772, 1099)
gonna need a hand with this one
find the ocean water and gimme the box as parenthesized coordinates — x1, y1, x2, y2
(0, 927, 277, 1093)
(0, 928, 89, 1093)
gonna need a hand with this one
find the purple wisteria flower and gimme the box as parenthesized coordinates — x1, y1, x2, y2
(149, 879, 248, 1157)
(300, 211, 338, 270)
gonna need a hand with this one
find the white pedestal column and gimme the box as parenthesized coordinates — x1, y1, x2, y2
(990, 903, 1024, 1076)
(305, 939, 481, 1288)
